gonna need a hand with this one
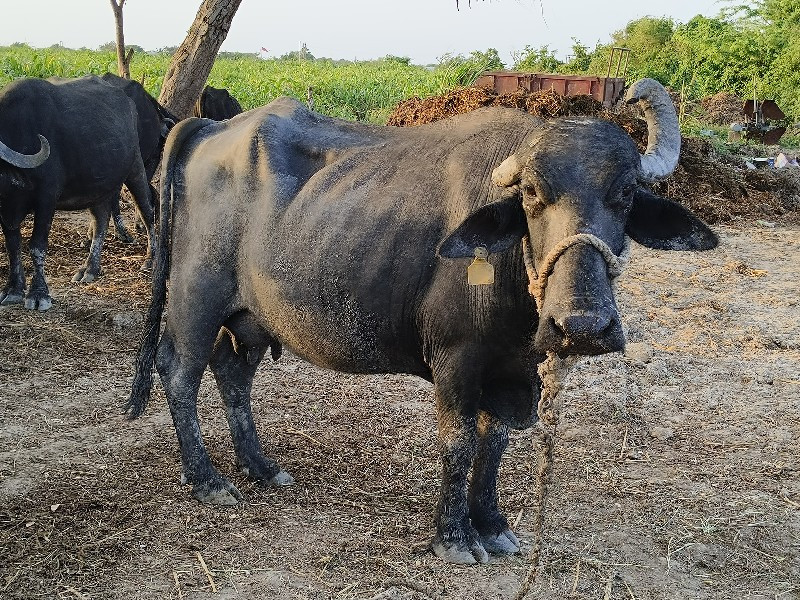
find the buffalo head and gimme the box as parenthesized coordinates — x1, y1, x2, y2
(439, 78, 717, 357)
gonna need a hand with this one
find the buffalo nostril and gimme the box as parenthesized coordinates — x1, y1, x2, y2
(555, 312, 615, 342)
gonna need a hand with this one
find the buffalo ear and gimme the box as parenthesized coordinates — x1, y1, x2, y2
(438, 196, 527, 258)
(626, 188, 718, 251)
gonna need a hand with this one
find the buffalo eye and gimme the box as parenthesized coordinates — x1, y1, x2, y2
(608, 181, 636, 209)
(521, 187, 545, 215)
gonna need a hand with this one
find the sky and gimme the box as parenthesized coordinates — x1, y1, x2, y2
(0, 0, 726, 66)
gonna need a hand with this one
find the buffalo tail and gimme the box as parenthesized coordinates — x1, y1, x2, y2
(124, 118, 212, 418)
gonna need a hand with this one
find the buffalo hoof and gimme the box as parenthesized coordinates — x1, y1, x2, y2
(24, 294, 52, 311)
(432, 534, 489, 564)
(269, 470, 294, 486)
(115, 228, 136, 245)
(237, 456, 293, 486)
(0, 290, 24, 305)
(72, 268, 100, 284)
(481, 529, 520, 555)
(191, 478, 243, 506)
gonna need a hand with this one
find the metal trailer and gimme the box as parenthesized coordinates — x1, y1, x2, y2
(473, 47, 631, 108)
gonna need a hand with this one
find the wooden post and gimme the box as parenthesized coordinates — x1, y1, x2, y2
(109, 0, 132, 79)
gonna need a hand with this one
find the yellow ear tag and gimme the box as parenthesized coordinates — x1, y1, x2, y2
(467, 246, 494, 285)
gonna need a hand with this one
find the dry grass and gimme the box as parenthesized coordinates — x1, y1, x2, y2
(1, 200, 799, 598)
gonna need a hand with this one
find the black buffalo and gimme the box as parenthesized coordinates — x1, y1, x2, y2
(0, 75, 156, 310)
(194, 85, 243, 120)
(99, 73, 176, 243)
(128, 79, 717, 563)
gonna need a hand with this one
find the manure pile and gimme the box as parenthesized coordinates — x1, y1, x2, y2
(387, 87, 800, 225)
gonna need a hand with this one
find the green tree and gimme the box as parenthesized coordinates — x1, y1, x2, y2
(468, 48, 505, 70)
(593, 17, 677, 82)
(436, 48, 504, 86)
(737, 0, 800, 116)
(512, 45, 563, 72)
(563, 39, 592, 73)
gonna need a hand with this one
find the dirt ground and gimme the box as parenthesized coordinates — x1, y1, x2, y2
(0, 206, 798, 599)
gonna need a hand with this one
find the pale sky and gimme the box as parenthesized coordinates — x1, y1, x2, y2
(0, 0, 726, 65)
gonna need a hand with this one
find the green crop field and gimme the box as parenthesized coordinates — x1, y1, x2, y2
(2, 0, 799, 127)
(0, 44, 464, 124)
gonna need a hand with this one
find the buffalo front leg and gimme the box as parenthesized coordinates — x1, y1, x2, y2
(209, 329, 293, 487)
(469, 412, 520, 555)
(0, 223, 25, 305)
(431, 368, 487, 564)
(156, 331, 243, 505)
(24, 205, 55, 311)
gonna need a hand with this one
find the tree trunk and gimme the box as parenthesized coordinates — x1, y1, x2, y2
(110, 0, 132, 78)
(158, 0, 243, 119)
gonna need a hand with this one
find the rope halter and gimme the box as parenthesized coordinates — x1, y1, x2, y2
(521, 233, 631, 311)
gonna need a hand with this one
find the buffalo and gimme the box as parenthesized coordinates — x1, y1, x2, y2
(0, 75, 156, 310)
(99, 73, 176, 243)
(103, 82, 235, 241)
(194, 85, 243, 121)
(128, 78, 717, 564)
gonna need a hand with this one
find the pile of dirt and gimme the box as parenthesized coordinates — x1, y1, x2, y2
(653, 137, 800, 224)
(386, 87, 800, 225)
(699, 91, 745, 125)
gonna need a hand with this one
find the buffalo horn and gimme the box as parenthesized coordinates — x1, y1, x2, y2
(624, 78, 680, 182)
(491, 153, 522, 187)
(0, 134, 50, 169)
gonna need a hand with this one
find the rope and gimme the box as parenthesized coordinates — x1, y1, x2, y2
(514, 232, 630, 598)
(522, 234, 630, 311)
(513, 351, 567, 600)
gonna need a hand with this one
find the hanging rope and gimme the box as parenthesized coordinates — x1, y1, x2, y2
(513, 351, 568, 600)
(514, 233, 630, 598)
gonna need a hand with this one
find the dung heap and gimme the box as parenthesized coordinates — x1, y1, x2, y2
(386, 86, 799, 225)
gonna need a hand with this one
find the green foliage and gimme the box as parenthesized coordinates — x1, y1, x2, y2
(206, 55, 449, 122)
(435, 49, 505, 87)
(512, 45, 563, 72)
(563, 39, 592, 73)
(278, 43, 315, 62)
(0, 45, 450, 124)
(588, 17, 678, 83)
(512, 5, 800, 121)
(3, 1, 800, 123)
(382, 55, 412, 66)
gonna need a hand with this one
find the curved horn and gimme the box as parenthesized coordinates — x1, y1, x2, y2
(491, 153, 522, 187)
(0, 134, 50, 169)
(624, 78, 680, 182)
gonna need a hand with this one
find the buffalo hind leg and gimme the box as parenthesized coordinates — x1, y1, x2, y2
(123, 156, 155, 271)
(85, 192, 135, 247)
(73, 202, 110, 283)
(209, 328, 293, 487)
(431, 364, 488, 564)
(156, 331, 243, 505)
(110, 191, 137, 243)
(469, 412, 520, 555)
